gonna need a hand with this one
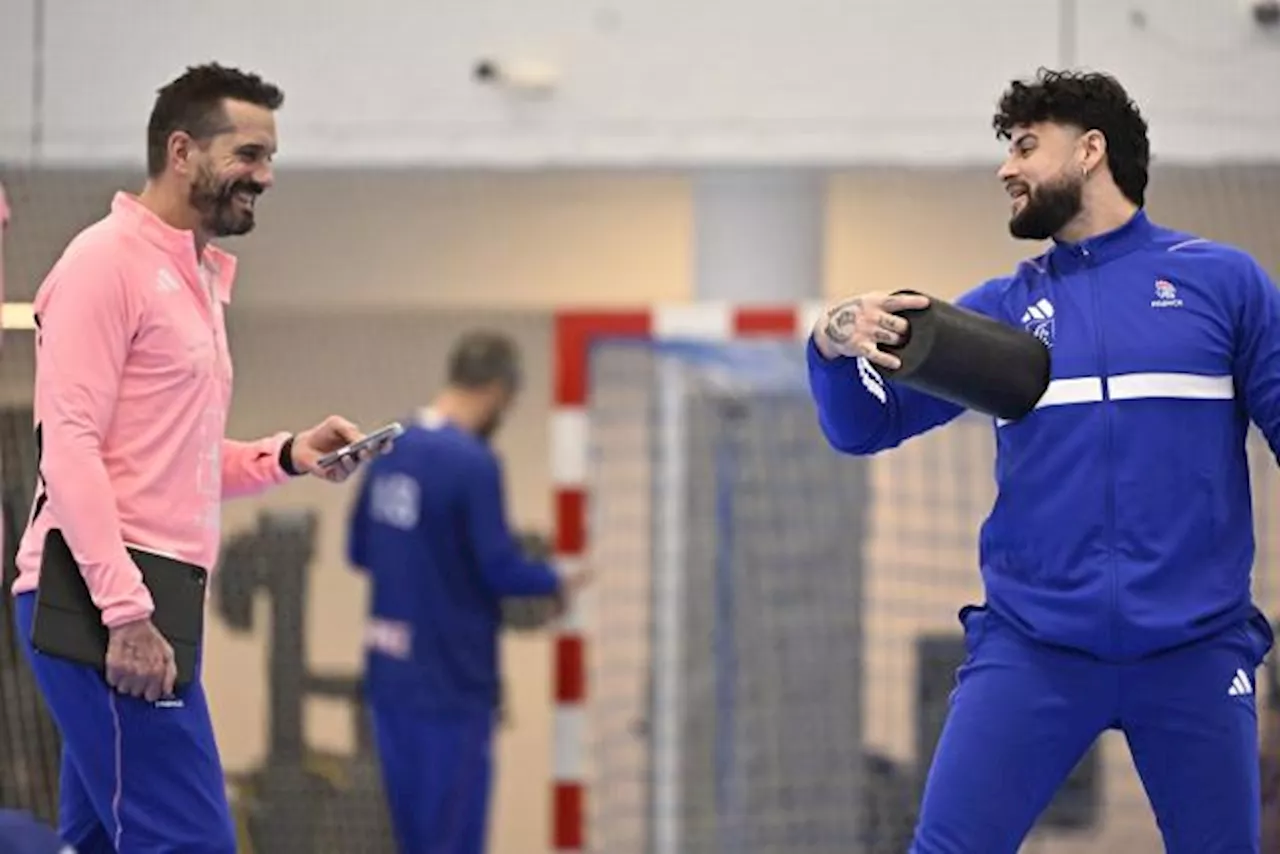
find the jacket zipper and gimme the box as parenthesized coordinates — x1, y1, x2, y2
(1084, 247, 1120, 658)
(198, 262, 224, 378)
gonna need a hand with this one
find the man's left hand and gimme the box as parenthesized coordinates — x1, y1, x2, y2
(290, 415, 391, 483)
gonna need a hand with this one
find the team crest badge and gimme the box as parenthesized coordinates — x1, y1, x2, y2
(1152, 279, 1183, 308)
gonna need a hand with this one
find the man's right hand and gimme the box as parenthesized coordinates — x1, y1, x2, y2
(812, 291, 930, 370)
(553, 568, 595, 619)
(106, 618, 177, 702)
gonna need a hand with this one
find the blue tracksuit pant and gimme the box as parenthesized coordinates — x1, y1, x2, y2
(370, 700, 495, 854)
(13, 591, 236, 854)
(911, 604, 1275, 854)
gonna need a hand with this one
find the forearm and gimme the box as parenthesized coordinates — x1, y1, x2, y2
(482, 554, 562, 597)
(42, 430, 153, 627)
(808, 335, 891, 453)
(807, 333, 968, 454)
(221, 433, 294, 499)
(465, 456, 563, 597)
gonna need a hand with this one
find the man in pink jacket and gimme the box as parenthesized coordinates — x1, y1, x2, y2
(10, 63, 385, 853)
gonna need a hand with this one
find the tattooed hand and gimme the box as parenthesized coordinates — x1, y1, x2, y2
(812, 291, 930, 369)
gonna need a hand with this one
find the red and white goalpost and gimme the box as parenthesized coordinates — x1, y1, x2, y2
(546, 301, 824, 853)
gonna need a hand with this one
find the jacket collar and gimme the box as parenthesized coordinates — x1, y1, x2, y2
(415, 407, 448, 430)
(110, 192, 238, 303)
(1045, 209, 1154, 273)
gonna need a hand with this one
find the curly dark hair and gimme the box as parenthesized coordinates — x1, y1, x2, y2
(146, 63, 284, 178)
(993, 68, 1150, 207)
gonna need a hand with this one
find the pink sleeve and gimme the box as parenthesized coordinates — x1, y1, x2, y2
(35, 249, 154, 627)
(221, 433, 294, 499)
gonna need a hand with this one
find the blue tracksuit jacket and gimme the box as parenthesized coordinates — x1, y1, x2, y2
(808, 210, 1280, 662)
(346, 411, 561, 715)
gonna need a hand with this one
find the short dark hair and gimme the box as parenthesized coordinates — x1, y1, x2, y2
(447, 331, 522, 391)
(146, 63, 284, 178)
(993, 68, 1150, 207)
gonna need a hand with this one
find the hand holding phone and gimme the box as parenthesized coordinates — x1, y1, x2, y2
(316, 421, 404, 470)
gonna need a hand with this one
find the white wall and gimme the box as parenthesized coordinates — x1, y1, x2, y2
(0, 0, 37, 162)
(3, 0, 1279, 167)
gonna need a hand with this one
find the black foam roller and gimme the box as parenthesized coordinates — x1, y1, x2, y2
(878, 290, 1050, 421)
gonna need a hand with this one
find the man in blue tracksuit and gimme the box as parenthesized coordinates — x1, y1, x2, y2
(347, 331, 588, 854)
(809, 68, 1277, 853)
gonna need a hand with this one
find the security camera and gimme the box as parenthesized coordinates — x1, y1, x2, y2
(1247, 0, 1280, 27)
(470, 57, 561, 93)
(472, 59, 501, 84)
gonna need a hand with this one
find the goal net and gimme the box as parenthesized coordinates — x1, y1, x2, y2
(583, 338, 874, 854)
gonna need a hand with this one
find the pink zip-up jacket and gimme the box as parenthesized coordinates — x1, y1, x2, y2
(13, 192, 294, 628)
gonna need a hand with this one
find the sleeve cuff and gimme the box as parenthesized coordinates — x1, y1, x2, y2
(806, 333, 856, 371)
(100, 589, 157, 629)
(278, 434, 305, 477)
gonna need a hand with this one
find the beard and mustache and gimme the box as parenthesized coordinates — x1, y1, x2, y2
(1007, 170, 1084, 241)
(188, 164, 265, 238)
(475, 411, 505, 443)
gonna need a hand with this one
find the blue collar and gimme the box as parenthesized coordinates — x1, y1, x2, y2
(1046, 209, 1153, 272)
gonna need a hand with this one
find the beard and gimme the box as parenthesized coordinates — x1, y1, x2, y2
(189, 165, 264, 238)
(475, 412, 504, 443)
(1009, 172, 1083, 241)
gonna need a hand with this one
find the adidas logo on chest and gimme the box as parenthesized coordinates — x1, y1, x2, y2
(1021, 298, 1055, 348)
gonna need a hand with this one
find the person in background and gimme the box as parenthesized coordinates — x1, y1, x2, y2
(347, 330, 590, 854)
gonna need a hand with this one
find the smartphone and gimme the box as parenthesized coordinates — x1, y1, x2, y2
(316, 421, 404, 469)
